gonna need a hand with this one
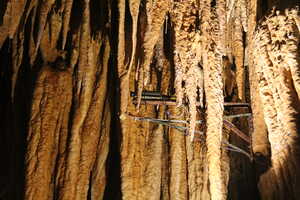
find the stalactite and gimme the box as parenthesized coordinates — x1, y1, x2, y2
(161, 141, 170, 200)
(251, 16, 280, 196)
(171, 0, 203, 141)
(69, 31, 81, 69)
(0, 0, 36, 48)
(25, 65, 72, 200)
(153, 35, 171, 200)
(24, 0, 38, 22)
(58, 0, 95, 198)
(225, 0, 234, 60)
(49, 10, 63, 50)
(11, 30, 24, 100)
(200, 149, 211, 200)
(268, 10, 300, 199)
(217, 0, 227, 55)
(0, 1, 11, 48)
(117, 0, 127, 113)
(120, 116, 139, 200)
(40, 11, 63, 63)
(168, 107, 188, 200)
(128, 0, 140, 77)
(238, 0, 248, 32)
(285, 9, 300, 101)
(29, 5, 38, 65)
(90, 97, 111, 200)
(247, 10, 270, 199)
(134, 0, 170, 108)
(202, 2, 225, 199)
(142, 0, 170, 86)
(136, 65, 144, 108)
(62, 0, 74, 49)
(88, 14, 111, 199)
(118, 7, 146, 197)
(226, 0, 235, 23)
(142, 122, 164, 200)
(185, 65, 203, 140)
(221, 128, 230, 197)
(8, 0, 26, 39)
(75, 36, 110, 200)
(248, 0, 271, 166)
(254, 21, 286, 197)
(233, 5, 245, 101)
(204, 49, 225, 200)
(252, 8, 300, 198)
(119, 11, 168, 199)
(265, 12, 295, 132)
(185, 113, 207, 200)
(33, 0, 56, 63)
(174, 52, 184, 107)
(142, 32, 169, 200)
(255, 45, 284, 199)
(119, 0, 141, 113)
(185, 136, 196, 199)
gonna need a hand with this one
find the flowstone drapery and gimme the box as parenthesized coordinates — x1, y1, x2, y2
(0, 0, 300, 199)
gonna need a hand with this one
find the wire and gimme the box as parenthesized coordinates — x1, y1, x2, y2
(126, 114, 251, 159)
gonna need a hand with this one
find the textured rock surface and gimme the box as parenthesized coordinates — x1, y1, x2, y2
(0, 0, 299, 200)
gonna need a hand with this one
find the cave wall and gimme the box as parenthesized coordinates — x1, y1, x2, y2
(0, 0, 299, 200)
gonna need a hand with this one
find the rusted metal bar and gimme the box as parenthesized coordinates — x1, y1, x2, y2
(222, 140, 252, 159)
(131, 91, 250, 107)
(224, 113, 252, 119)
(126, 114, 250, 144)
(223, 119, 250, 143)
(135, 100, 250, 107)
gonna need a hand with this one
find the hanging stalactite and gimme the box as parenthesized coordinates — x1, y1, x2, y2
(251, 7, 300, 199)
(201, 1, 226, 199)
(170, 0, 203, 141)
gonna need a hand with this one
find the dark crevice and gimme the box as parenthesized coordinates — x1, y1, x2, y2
(103, 0, 122, 199)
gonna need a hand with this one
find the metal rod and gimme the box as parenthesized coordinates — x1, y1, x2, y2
(131, 91, 250, 107)
(130, 116, 203, 124)
(128, 115, 203, 135)
(223, 119, 250, 143)
(127, 115, 250, 143)
(134, 100, 250, 107)
(222, 140, 252, 159)
(224, 113, 252, 119)
(126, 114, 251, 159)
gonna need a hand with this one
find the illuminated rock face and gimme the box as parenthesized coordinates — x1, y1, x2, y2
(0, 0, 299, 199)
(251, 8, 300, 199)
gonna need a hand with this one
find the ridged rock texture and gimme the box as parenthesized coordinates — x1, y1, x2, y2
(251, 7, 300, 199)
(0, 0, 299, 200)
